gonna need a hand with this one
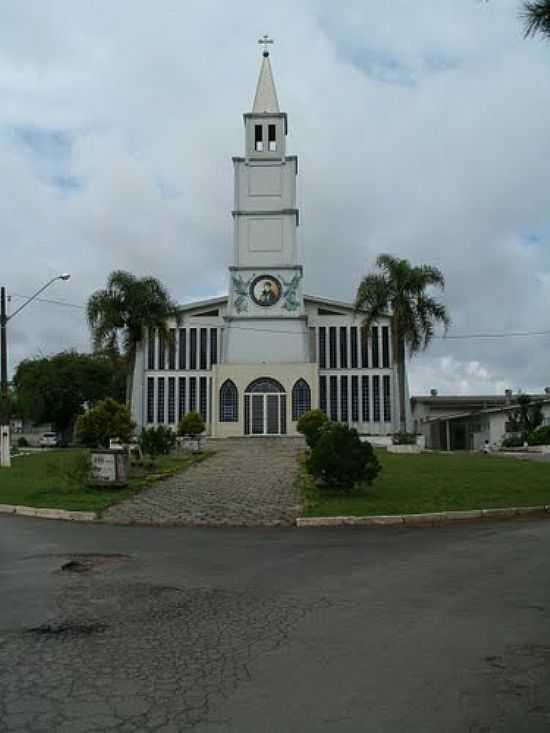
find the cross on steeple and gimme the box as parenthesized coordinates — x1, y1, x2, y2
(258, 34, 274, 57)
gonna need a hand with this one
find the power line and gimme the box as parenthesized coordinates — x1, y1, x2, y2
(6, 293, 550, 340)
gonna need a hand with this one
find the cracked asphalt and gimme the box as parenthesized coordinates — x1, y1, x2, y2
(1, 516, 549, 731)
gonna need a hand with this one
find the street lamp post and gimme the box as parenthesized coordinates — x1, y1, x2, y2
(0, 275, 71, 465)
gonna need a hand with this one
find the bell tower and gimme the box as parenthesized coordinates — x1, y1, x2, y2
(224, 37, 306, 363)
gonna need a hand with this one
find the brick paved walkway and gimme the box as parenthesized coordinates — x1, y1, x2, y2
(103, 437, 304, 527)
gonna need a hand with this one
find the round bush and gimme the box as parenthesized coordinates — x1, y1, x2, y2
(177, 411, 205, 437)
(309, 423, 381, 492)
(297, 409, 329, 449)
(17, 436, 29, 447)
(139, 425, 176, 458)
(527, 425, 550, 446)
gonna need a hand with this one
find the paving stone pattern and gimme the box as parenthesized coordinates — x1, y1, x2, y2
(103, 437, 303, 527)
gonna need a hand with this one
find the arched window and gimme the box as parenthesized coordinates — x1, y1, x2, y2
(292, 379, 311, 421)
(245, 378, 285, 394)
(219, 380, 238, 422)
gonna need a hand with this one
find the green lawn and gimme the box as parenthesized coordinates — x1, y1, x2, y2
(303, 450, 550, 517)
(0, 449, 210, 514)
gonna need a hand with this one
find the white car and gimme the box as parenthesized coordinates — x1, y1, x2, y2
(39, 432, 59, 448)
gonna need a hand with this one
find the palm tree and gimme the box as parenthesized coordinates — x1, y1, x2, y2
(87, 271, 180, 410)
(355, 254, 450, 433)
(523, 1, 550, 39)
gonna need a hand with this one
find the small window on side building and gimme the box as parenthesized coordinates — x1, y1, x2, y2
(268, 124, 276, 151)
(255, 124, 263, 151)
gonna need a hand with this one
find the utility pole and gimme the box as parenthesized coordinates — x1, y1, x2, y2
(0, 286, 8, 407)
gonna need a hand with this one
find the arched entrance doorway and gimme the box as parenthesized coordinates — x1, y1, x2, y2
(244, 378, 286, 436)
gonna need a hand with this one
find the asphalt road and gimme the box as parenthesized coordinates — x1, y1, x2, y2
(1, 516, 549, 732)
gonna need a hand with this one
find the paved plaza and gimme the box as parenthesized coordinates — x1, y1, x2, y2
(103, 437, 303, 527)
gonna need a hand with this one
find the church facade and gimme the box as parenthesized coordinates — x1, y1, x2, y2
(131, 48, 408, 438)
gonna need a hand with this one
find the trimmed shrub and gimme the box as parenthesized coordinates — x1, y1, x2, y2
(297, 409, 329, 449)
(392, 432, 417, 445)
(178, 411, 205, 437)
(309, 422, 381, 492)
(501, 435, 524, 448)
(17, 436, 29, 447)
(75, 399, 135, 448)
(139, 426, 176, 459)
(527, 425, 550, 446)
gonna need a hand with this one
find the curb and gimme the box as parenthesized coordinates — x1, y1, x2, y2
(296, 506, 550, 528)
(0, 504, 97, 522)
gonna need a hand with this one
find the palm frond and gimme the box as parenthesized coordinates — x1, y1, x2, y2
(523, 0, 550, 39)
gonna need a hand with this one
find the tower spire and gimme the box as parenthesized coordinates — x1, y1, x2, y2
(252, 35, 280, 114)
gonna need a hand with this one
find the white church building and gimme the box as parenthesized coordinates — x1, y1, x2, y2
(131, 45, 407, 438)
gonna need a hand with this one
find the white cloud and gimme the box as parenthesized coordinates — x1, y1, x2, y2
(1, 0, 549, 395)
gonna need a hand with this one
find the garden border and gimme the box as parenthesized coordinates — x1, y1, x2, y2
(296, 505, 550, 527)
(0, 504, 97, 522)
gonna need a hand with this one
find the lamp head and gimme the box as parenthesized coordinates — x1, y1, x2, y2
(58, 273, 71, 281)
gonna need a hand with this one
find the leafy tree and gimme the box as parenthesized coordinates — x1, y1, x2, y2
(75, 399, 135, 448)
(308, 423, 381, 492)
(506, 394, 543, 437)
(355, 254, 450, 433)
(87, 271, 180, 410)
(139, 426, 176, 459)
(297, 409, 329, 449)
(178, 411, 205, 436)
(13, 351, 123, 437)
(523, 1, 550, 39)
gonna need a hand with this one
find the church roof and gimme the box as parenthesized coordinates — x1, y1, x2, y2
(252, 53, 280, 114)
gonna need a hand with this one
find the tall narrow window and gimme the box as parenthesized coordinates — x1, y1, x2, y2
(157, 377, 165, 424)
(199, 376, 207, 422)
(147, 377, 155, 423)
(339, 327, 348, 369)
(362, 376, 370, 422)
(319, 376, 327, 414)
(351, 375, 359, 422)
(340, 375, 349, 423)
(329, 376, 338, 421)
(350, 327, 358, 369)
(383, 375, 391, 422)
(292, 379, 311, 421)
(319, 327, 327, 369)
(373, 375, 381, 422)
(220, 379, 238, 422)
(280, 396, 287, 434)
(200, 328, 207, 370)
(254, 124, 263, 151)
(210, 329, 218, 366)
(268, 124, 276, 152)
(189, 328, 197, 370)
(329, 327, 337, 369)
(178, 328, 186, 370)
(360, 326, 369, 368)
(244, 395, 251, 435)
(178, 377, 186, 421)
(382, 326, 390, 368)
(168, 329, 176, 370)
(371, 326, 379, 368)
(158, 333, 165, 370)
(189, 377, 197, 412)
(147, 328, 155, 370)
(168, 377, 175, 423)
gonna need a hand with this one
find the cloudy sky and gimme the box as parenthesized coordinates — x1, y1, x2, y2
(2, 0, 549, 395)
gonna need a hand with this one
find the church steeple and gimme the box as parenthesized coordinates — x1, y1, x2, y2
(244, 36, 287, 161)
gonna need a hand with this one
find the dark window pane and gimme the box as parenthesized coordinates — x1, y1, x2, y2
(351, 375, 359, 421)
(244, 395, 250, 435)
(268, 124, 276, 151)
(220, 379, 238, 422)
(383, 375, 391, 422)
(362, 376, 370, 422)
(168, 377, 175, 423)
(200, 328, 207, 370)
(350, 327, 358, 369)
(178, 329, 186, 370)
(158, 333, 165, 370)
(373, 375, 381, 422)
(319, 327, 326, 369)
(360, 327, 369, 368)
(189, 377, 197, 412)
(147, 377, 155, 423)
(255, 124, 263, 151)
(168, 329, 176, 370)
(210, 329, 218, 366)
(382, 326, 390, 368)
(157, 377, 165, 423)
(340, 327, 348, 369)
(280, 395, 287, 434)
(189, 329, 197, 370)
(319, 376, 327, 414)
(148, 328, 155, 370)
(329, 376, 338, 421)
(178, 377, 186, 421)
(340, 376, 349, 423)
(292, 379, 311, 421)
(199, 377, 207, 422)
(329, 327, 337, 369)
(371, 327, 379, 368)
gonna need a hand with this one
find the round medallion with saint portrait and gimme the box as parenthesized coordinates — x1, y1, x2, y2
(249, 275, 282, 307)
